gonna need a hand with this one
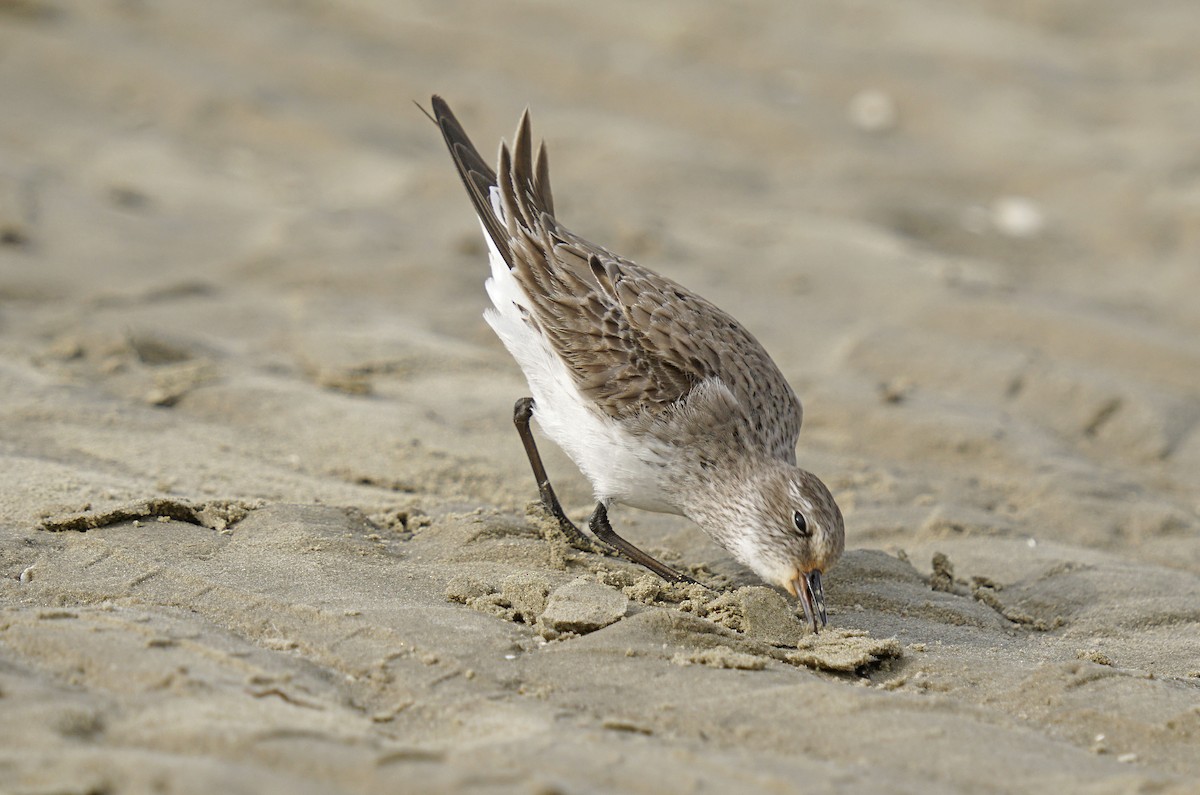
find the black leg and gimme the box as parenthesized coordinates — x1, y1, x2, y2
(513, 397, 702, 585)
(588, 503, 700, 586)
(512, 397, 597, 551)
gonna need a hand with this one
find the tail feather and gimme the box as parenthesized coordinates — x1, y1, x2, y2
(509, 107, 557, 226)
(429, 95, 557, 268)
(534, 140, 555, 217)
(429, 95, 512, 267)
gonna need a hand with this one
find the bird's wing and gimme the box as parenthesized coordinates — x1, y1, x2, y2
(430, 95, 802, 457)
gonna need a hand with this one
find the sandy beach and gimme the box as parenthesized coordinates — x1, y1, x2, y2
(2, 1, 1198, 792)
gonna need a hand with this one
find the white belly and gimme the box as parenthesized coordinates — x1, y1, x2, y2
(479, 226, 682, 515)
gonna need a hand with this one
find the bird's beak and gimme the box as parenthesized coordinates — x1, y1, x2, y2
(789, 570, 827, 633)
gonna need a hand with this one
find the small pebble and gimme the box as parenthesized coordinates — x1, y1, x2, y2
(992, 196, 1045, 238)
(848, 89, 898, 132)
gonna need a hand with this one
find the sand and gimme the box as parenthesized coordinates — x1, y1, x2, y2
(2, 1, 1199, 793)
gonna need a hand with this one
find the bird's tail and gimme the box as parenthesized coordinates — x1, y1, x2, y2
(427, 95, 557, 270)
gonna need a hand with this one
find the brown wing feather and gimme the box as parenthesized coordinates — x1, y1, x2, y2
(431, 96, 802, 460)
(539, 229, 803, 459)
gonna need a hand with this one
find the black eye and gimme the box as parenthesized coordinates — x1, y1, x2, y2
(793, 510, 810, 536)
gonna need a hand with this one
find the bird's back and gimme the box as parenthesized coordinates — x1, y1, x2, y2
(430, 96, 804, 464)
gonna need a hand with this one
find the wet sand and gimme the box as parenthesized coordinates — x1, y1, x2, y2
(2, 2, 1198, 792)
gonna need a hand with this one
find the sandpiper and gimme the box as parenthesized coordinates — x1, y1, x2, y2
(429, 96, 844, 631)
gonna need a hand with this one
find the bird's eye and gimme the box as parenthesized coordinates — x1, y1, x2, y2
(793, 510, 810, 536)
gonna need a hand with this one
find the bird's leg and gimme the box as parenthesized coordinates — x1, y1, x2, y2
(512, 398, 701, 585)
(588, 502, 701, 586)
(512, 397, 597, 551)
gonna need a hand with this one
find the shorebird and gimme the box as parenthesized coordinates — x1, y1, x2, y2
(428, 96, 844, 631)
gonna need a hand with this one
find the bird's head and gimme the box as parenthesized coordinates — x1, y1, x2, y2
(694, 461, 844, 632)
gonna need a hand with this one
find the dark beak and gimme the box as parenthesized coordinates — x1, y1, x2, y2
(794, 570, 827, 633)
